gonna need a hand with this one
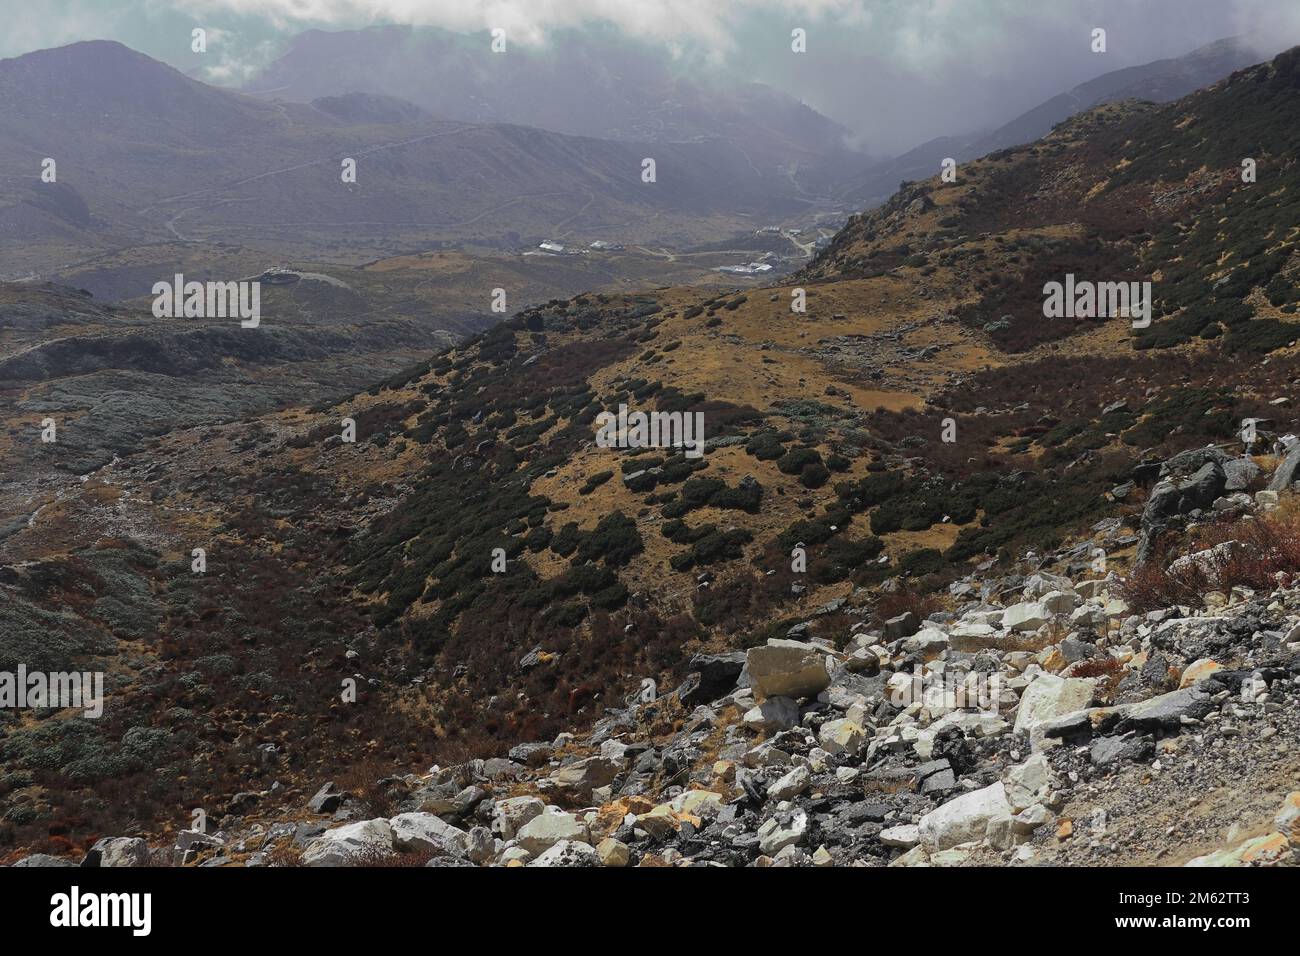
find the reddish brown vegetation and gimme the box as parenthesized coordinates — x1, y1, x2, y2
(1122, 508, 1300, 612)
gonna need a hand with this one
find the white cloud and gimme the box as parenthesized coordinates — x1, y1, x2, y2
(195, 34, 280, 83)
(166, 0, 1022, 60)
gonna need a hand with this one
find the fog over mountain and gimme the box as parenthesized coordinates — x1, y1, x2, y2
(5, 0, 1299, 156)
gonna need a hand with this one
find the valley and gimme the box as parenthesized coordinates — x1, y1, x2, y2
(2, 16, 1299, 877)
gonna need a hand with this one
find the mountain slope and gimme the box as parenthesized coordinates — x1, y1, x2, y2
(847, 36, 1271, 206)
(241, 24, 858, 191)
(4, 46, 1300, 865)
(0, 41, 824, 278)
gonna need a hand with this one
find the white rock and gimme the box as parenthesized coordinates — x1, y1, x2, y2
(919, 782, 1012, 850)
(528, 839, 600, 867)
(903, 627, 950, 654)
(887, 670, 922, 706)
(84, 837, 151, 868)
(879, 824, 921, 848)
(491, 795, 546, 840)
(302, 819, 394, 866)
(743, 696, 800, 732)
(1004, 754, 1053, 812)
(818, 718, 866, 756)
(670, 790, 725, 819)
(1102, 597, 1129, 619)
(767, 764, 811, 801)
(389, 812, 468, 857)
(1013, 673, 1096, 734)
(1022, 572, 1074, 598)
(949, 621, 998, 641)
(1070, 603, 1107, 628)
(515, 809, 589, 855)
(757, 810, 807, 855)
(1040, 590, 1080, 614)
(1003, 601, 1052, 632)
(1015, 804, 1054, 830)
(889, 845, 931, 867)
(498, 846, 532, 865)
(1256, 490, 1280, 510)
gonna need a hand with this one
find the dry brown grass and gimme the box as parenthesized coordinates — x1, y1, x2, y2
(351, 845, 442, 867)
(262, 841, 306, 867)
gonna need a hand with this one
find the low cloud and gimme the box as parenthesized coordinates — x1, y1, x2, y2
(6, 0, 1300, 156)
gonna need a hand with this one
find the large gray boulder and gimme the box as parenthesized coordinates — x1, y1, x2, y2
(682, 651, 747, 704)
(1223, 456, 1262, 492)
(1003, 600, 1052, 632)
(81, 837, 151, 868)
(883, 612, 920, 640)
(1158, 446, 1230, 479)
(548, 755, 622, 799)
(1179, 461, 1227, 510)
(1114, 686, 1215, 733)
(491, 795, 546, 840)
(1137, 457, 1227, 564)
(388, 812, 468, 858)
(767, 764, 811, 801)
(1268, 442, 1300, 491)
(742, 695, 800, 732)
(14, 854, 76, 867)
(757, 808, 808, 855)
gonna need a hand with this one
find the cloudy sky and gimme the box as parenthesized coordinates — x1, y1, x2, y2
(3, 0, 1297, 154)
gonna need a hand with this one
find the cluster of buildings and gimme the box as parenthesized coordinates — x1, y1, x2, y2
(715, 260, 775, 275)
(533, 239, 626, 256)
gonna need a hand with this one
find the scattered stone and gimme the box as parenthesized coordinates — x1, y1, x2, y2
(880, 824, 921, 849)
(767, 764, 811, 801)
(529, 840, 601, 867)
(743, 696, 800, 732)
(307, 782, 344, 814)
(596, 838, 630, 867)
